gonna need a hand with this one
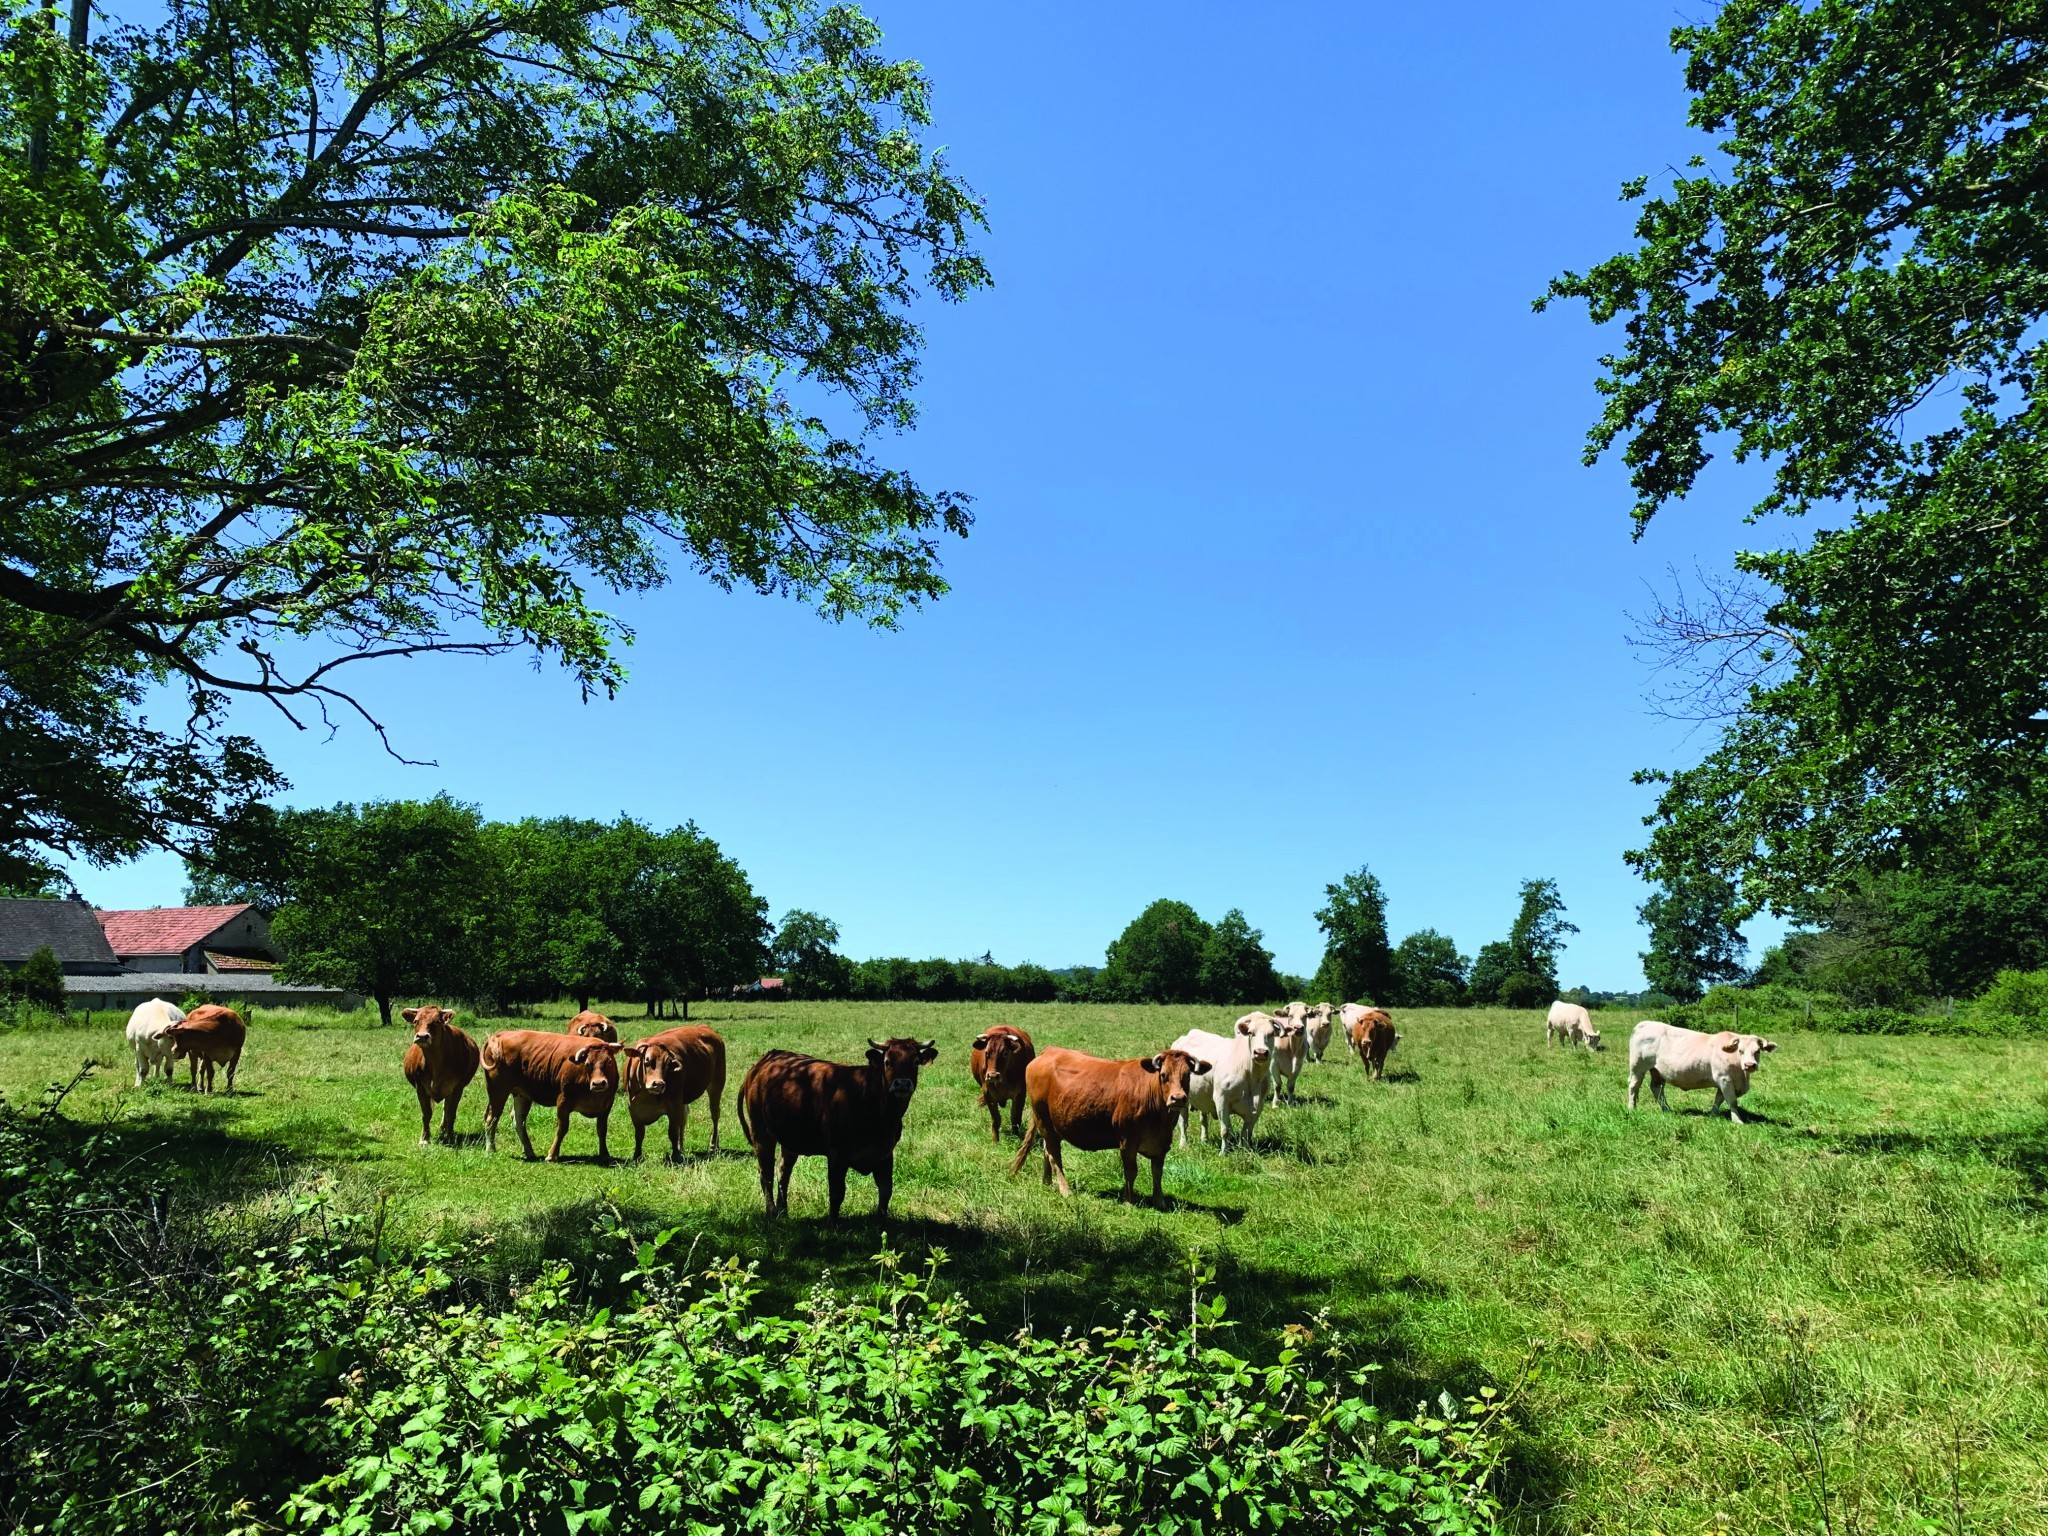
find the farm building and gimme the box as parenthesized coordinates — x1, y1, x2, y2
(0, 898, 125, 976)
(96, 903, 282, 974)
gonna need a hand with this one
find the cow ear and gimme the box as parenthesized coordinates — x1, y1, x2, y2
(1721, 1036, 1741, 1052)
(971, 1034, 990, 1051)
(1193, 1058, 1212, 1076)
(402, 1009, 419, 1025)
(1761, 1039, 1778, 1052)
(1141, 1055, 1162, 1074)
(918, 1042, 938, 1064)
(866, 1045, 885, 1065)
(1236, 1018, 1252, 1035)
(622, 1046, 644, 1060)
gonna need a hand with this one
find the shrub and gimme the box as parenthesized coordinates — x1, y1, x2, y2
(1497, 972, 1549, 1009)
(1968, 968, 2048, 1031)
(290, 1242, 1508, 1536)
(11, 944, 66, 1010)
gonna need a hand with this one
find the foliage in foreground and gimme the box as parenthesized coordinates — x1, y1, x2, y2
(0, 1086, 1504, 1536)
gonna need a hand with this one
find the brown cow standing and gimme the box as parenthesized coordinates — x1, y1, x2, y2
(624, 1025, 726, 1161)
(163, 1004, 246, 1094)
(566, 1010, 620, 1042)
(402, 1005, 479, 1145)
(1009, 1046, 1211, 1207)
(969, 1025, 1036, 1142)
(1344, 1006, 1400, 1080)
(480, 1029, 624, 1162)
(737, 1038, 937, 1219)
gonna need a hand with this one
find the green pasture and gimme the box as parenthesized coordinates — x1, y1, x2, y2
(6, 1001, 2046, 1535)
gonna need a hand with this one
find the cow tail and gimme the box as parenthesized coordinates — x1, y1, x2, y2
(1007, 1118, 1038, 1179)
(736, 1087, 753, 1149)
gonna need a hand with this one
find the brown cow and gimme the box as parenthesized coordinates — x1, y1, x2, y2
(969, 1024, 1036, 1142)
(624, 1025, 726, 1161)
(737, 1038, 938, 1219)
(1343, 1004, 1399, 1080)
(163, 1004, 246, 1094)
(1009, 1046, 1211, 1207)
(480, 1029, 624, 1162)
(566, 1010, 620, 1042)
(402, 1005, 480, 1145)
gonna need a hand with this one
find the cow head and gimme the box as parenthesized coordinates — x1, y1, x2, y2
(868, 1037, 939, 1098)
(568, 1011, 620, 1043)
(1143, 1049, 1210, 1113)
(569, 1041, 624, 1095)
(404, 1006, 457, 1051)
(973, 1030, 1028, 1082)
(1234, 1012, 1277, 1061)
(624, 1041, 681, 1097)
(1721, 1033, 1775, 1072)
(1583, 1023, 1603, 1050)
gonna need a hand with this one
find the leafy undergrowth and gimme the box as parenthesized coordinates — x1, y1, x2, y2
(0, 1079, 1505, 1536)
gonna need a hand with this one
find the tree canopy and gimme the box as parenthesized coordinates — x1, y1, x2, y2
(1544, 1, 2048, 915)
(1098, 900, 1211, 1005)
(1198, 908, 1281, 1007)
(1, 0, 986, 889)
(1311, 866, 1392, 1004)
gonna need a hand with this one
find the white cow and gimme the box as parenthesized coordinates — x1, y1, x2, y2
(1545, 1000, 1602, 1052)
(1303, 1002, 1337, 1063)
(1261, 1010, 1307, 1102)
(1626, 1020, 1777, 1123)
(125, 998, 186, 1086)
(1171, 1013, 1278, 1151)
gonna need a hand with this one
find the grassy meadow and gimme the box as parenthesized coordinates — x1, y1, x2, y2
(5, 999, 2046, 1535)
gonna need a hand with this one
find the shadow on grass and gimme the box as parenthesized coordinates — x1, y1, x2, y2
(1827, 1118, 2048, 1201)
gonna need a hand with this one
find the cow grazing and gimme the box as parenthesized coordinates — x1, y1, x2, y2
(124, 998, 185, 1087)
(737, 1038, 938, 1219)
(1262, 1010, 1307, 1102)
(1546, 1000, 1602, 1052)
(163, 1004, 246, 1094)
(624, 1025, 726, 1161)
(1171, 1013, 1278, 1151)
(1342, 1004, 1399, 1080)
(1627, 1021, 1777, 1123)
(1009, 1046, 1211, 1206)
(969, 1025, 1037, 1142)
(1304, 1002, 1337, 1063)
(402, 1005, 480, 1145)
(480, 1029, 624, 1162)
(566, 1010, 620, 1042)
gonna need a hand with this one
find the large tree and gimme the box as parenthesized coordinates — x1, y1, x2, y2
(269, 796, 492, 1026)
(0, 0, 986, 890)
(1097, 900, 1211, 1005)
(1198, 908, 1281, 1006)
(1311, 866, 1392, 1004)
(1637, 871, 1747, 1003)
(1388, 929, 1468, 1007)
(1504, 878, 1577, 995)
(771, 908, 852, 1000)
(605, 819, 768, 1017)
(1544, 1, 2048, 916)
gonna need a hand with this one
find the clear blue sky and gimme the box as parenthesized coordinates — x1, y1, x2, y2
(77, 1, 1787, 987)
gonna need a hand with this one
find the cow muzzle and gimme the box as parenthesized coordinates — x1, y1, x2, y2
(889, 1077, 916, 1097)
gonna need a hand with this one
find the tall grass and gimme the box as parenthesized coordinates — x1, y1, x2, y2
(3, 1000, 2043, 1534)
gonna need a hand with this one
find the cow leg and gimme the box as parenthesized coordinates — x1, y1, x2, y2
(225, 1053, 238, 1095)
(826, 1158, 848, 1220)
(546, 1101, 571, 1162)
(755, 1140, 778, 1216)
(134, 1047, 147, 1089)
(1044, 1134, 1072, 1198)
(987, 1101, 1002, 1144)
(708, 1094, 721, 1154)
(873, 1159, 893, 1220)
(1010, 1096, 1025, 1137)
(416, 1085, 435, 1145)
(1709, 1087, 1725, 1117)
(672, 1103, 688, 1161)
(1650, 1070, 1671, 1112)
(513, 1097, 538, 1160)
(440, 1088, 462, 1146)
(1149, 1152, 1167, 1208)
(1118, 1145, 1138, 1203)
(1727, 1096, 1746, 1125)
(594, 1110, 612, 1164)
(633, 1120, 647, 1161)
(484, 1085, 504, 1152)
(776, 1150, 799, 1216)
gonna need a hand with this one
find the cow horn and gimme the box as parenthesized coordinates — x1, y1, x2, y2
(919, 1038, 935, 1051)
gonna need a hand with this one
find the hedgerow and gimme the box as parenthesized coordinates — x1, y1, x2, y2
(0, 1081, 1506, 1536)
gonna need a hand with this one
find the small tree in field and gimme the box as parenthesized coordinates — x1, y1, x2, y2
(773, 911, 853, 999)
(271, 798, 493, 1027)
(11, 946, 66, 1012)
(1199, 909, 1281, 1005)
(1313, 866, 1392, 1003)
(1098, 900, 1211, 1004)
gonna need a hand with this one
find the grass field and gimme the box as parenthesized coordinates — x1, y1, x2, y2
(6, 1000, 2046, 1535)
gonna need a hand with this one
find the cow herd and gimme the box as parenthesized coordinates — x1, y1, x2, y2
(115, 994, 1782, 1216)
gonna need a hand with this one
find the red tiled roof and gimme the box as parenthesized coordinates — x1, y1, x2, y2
(758, 977, 786, 989)
(96, 905, 253, 957)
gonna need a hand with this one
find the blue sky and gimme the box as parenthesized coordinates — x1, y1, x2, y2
(77, 1, 1788, 987)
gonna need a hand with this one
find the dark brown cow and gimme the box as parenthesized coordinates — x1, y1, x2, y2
(737, 1038, 938, 1219)
(480, 1029, 624, 1162)
(1345, 1006, 1399, 1080)
(624, 1025, 727, 1161)
(566, 1010, 620, 1042)
(402, 1005, 479, 1145)
(163, 1004, 246, 1094)
(1009, 1046, 1211, 1207)
(969, 1024, 1036, 1142)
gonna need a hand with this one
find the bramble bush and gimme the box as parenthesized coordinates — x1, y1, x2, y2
(1, 1079, 1507, 1536)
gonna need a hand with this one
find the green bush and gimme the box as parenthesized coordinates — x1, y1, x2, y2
(1966, 968, 2048, 1033)
(1, 1086, 1507, 1536)
(10, 943, 66, 1010)
(1497, 972, 1549, 1009)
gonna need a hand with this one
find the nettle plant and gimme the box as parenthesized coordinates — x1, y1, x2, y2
(287, 1238, 1508, 1536)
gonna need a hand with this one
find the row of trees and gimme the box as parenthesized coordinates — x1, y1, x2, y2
(1308, 867, 1580, 1008)
(193, 800, 768, 1026)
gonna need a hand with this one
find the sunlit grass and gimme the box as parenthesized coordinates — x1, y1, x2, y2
(5, 1000, 2045, 1535)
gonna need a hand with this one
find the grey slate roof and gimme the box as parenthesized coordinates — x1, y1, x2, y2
(0, 899, 121, 969)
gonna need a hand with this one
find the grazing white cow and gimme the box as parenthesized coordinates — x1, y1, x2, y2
(1303, 1002, 1337, 1063)
(1626, 1020, 1777, 1123)
(1545, 1000, 1602, 1052)
(1171, 1013, 1278, 1151)
(1261, 1010, 1307, 1102)
(125, 998, 186, 1086)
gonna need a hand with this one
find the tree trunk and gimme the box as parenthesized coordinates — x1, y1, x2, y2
(376, 992, 393, 1028)
(576, 991, 591, 1013)
(681, 994, 690, 1021)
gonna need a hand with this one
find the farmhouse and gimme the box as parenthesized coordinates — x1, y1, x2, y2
(0, 898, 124, 976)
(96, 903, 282, 974)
